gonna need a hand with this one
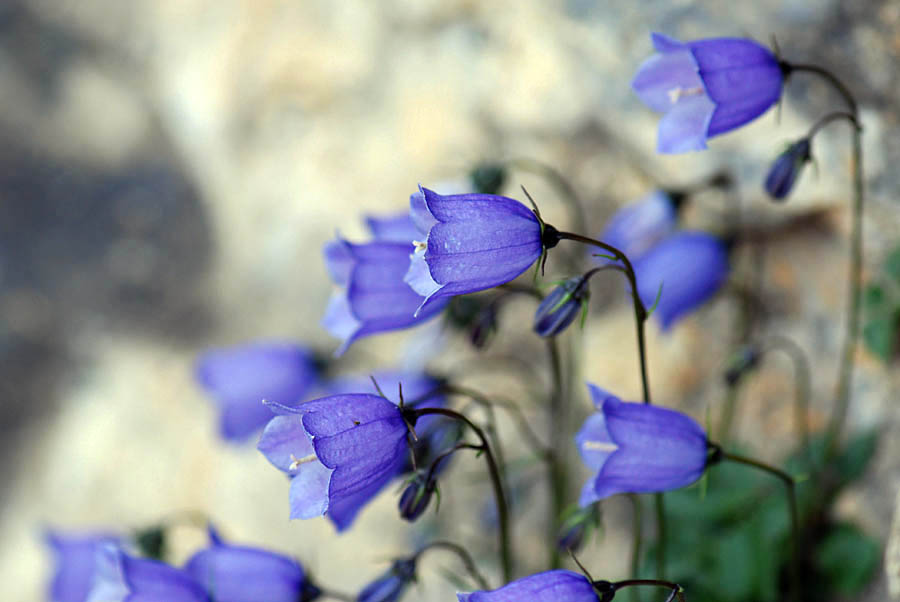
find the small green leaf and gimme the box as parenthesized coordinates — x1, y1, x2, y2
(863, 314, 898, 361)
(815, 523, 881, 596)
(832, 428, 879, 485)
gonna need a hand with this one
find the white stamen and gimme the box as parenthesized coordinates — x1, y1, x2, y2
(289, 453, 318, 470)
(583, 441, 618, 452)
(667, 86, 704, 104)
(413, 240, 427, 252)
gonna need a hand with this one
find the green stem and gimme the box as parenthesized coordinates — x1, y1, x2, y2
(720, 450, 800, 602)
(608, 579, 686, 602)
(413, 407, 513, 581)
(546, 339, 567, 569)
(415, 540, 491, 590)
(764, 336, 812, 458)
(627, 494, 643, 602)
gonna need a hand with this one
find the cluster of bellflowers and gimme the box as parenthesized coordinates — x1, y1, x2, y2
(47, 31, 874, 602)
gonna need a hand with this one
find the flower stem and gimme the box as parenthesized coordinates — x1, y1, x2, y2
(413, 407, 512, 581)
(553, 231, 651, 404)
(606, 579, 685, 602)
(626, 494, 643, 602)
(414, 540, 491, 590)
(718, 449, 800, 602)
(546, 338, 567, 569)
(764, 336, 812, 458)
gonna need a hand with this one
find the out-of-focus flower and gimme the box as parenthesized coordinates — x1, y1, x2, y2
(405, 186, 544, 309)
(632, 33, 783, 153)
(533, 276, 590, 337)
(86, 547, 208, 602)
(258, 393, 415, 531)
(322, 238, 449, 355)
(576, 385, 708, 505)
(633, 231, 729, 330)
(195, 342, 319, 442)
(357, 559, 417, 602)
(44, 530, 119, 602)
(364, 212, 421, 243)
(457, 570, 597, 602)
(185, 527, 317, 602)
(397, 472, 437, 522)
(597, 191, 679, 263)
(764, 139, 812, 201)
(556, 504, 601, 553)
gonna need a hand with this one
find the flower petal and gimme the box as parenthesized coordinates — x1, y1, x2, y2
(631, 50, 703, 114)
(288, 462, 333, 520)
(458, 570, 595, 602)
(656, 93, 716, 153)
(365, 212, 420, 243)
(186, 545, 304, 602)
(257, 415, 315, 474)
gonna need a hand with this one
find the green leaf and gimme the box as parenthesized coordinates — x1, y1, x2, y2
(884, 246, 900, 283)
(815, 523, 881, 596)
(863, 314, 898, 361)
(832, 428, 880, 485)
(863, 284, 888, 311)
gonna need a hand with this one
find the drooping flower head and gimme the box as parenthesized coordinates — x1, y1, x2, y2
(533, 276, 591, 337)
(258, 391, 420, 531)
(44, 530, 119, 602)
(86, 547, 208, 602)
(405, 186, 545, 310)
(764, 138, 812, 201)
(458, 570, 598, 602)
(364, 212, 421, 243)
(357, 558, 417, 602)
(195, 342, 320, 442)
(185, 527, 318, 602)
(632, 33, 783, 153)
(323, 237, 449, 356)
(596, 190, 679, 264)
(633, 231, 729, 330)
(576, 385, 708, 505)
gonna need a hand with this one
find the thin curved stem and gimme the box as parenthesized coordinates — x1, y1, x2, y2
(546, 338, 567, 569)
(782, 62, 858, 115)
(415, 540, 491, 590)
(413, 407, 512, 581)
(806, 111, 858, 140)
(609, 579, 685, 602)
(720, 450, 800, 602)
(764, 336, 812, 457)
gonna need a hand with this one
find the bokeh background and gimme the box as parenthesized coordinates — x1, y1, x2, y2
(1, 0, 899, 600)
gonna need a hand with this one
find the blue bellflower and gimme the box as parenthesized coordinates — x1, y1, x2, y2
(764, 138, 812, 201)
(86, 547, 208, 602)
(633, 231, 729, 330)
(597, 190, 678, 264)
(577, 385, 708, 505)
(405, 186, 544, 310)
(533, 276, 590, 337)
(357, 558, 417, 602)
(258, 393, 415, 531)
(185, 527, 315, 602)
(364, 212, 421, 243)
(195, 342, 319, 442)
(322, 238, 449, 355)
(632, 33, 783, 153)
(44, 530, 119, 602)
(458, 570, 597, 602)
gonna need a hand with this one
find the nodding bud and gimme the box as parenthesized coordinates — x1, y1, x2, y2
(299, 581, 323, 602)
(534, 276, 590, 337)
(357, 558, 417, 602)
(134, 527, 166, 561)
(469, 163, 507, 195)
(557, 504, 601, 553)
(724, 345, 761, 386)
(398, 473, 436, 522)
(764, 138, 811, 201)
(469, 306, 498, 349)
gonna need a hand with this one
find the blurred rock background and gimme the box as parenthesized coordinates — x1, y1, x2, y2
(0, 0, 898, 600)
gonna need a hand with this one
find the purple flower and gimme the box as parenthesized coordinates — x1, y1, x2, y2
(764, 139, 812, 201)
(185, 528, 316, 602)
(576, 385, 708, 505)
(633, 231, 729, 330)
(86, 547, 208, 602)
(533, 276, 590, 337)
(404, 186, 544, 309)
(357, 559, 417, 602)
(457, 570, 597, 602)
(364, 212, 421, 243)
(597, 191, 678, 263)
(322, 238, 449, 355)
(257, 393, 414, 531)
(44, 530, 119, 602)
(195, 342, 319, 442)
(632, 33, 783, 153)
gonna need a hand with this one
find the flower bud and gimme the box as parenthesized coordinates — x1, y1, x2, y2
(764, 139, 811, 201)
(534, 277, 589, 337)
(357, 558, 417, 602)
(556, 504, 601, 553)
(398, 473, 436, 522)
(723, 345, 761, 386)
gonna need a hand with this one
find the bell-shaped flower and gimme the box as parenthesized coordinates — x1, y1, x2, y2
(364, 212, 421, 243)
(185, 527, 317, 602)
(258, 393, 416, 531)
(632, 33, 783, 153)
(576, 385, 708, 505)
(357, 558, 417, 602)
(86, 547, 208, 602)
(633, 231, 729, 330)
(597, 190, 678, 264)
(533, 276, 590, 337)
(764, 138, 812, 201)
(404, 186, 544, 310)
(322, 238, 449, 355)
(458, 570, 597, 602)
(195, 342, 320, 442)
(44, 530, 120, 602)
